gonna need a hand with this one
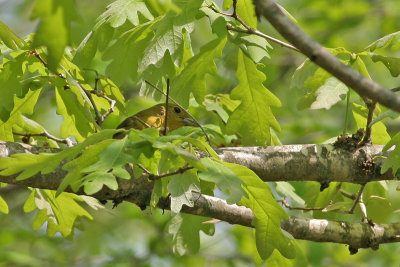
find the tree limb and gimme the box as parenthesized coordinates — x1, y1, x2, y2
(0, 141, 398, 249)
(252, 0, 400, 113)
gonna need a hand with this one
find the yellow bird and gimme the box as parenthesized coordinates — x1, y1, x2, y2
(113, 103, 197, 138)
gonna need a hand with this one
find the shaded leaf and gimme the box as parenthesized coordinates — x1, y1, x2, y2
(198, 158, 246, 204)
(171, 37, 227, 107)
(168, 213, 214, 255)
(168, 171, 200, 213)
(310, 77, 348, 110)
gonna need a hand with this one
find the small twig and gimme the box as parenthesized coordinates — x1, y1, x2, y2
(144, 80, 212, 145)
(90, 90, 116, 125)
(348, 183, 367, 214)
(358, 193, 368, 221)
(30, 50, 114, 129)
(281, 197, 324, 211)
(360, 97, 376, 145)
(390, 86, 400, 92)
(137, 163, 194, 181)
(207, 3, 299, 52)
(163, 79, 170, 136)
(133, 115, 152, 129)
(13, 131, 76, 147)
(329, 182, 342, 204)
(82, 89, 103, 126)
(340, 189, 356, 200)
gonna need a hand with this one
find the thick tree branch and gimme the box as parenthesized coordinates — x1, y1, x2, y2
(217, 144, 395, 184)
(0, 141, 398, 249)
(252, 0, 400, 113)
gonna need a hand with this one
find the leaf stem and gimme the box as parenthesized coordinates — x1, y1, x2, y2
(13, 130, 76, 147)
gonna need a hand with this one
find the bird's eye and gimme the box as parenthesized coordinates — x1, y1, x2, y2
(174, 107, 181, 113)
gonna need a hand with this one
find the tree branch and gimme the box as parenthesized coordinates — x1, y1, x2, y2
(0, 141, 398, 249)
(216, 144, 396, 184)
(252, 0, 400, 113)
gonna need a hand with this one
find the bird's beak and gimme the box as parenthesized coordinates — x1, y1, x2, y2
(181, 117, 198, 127)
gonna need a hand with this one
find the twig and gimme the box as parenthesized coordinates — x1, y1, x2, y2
(329, 182, 342, 204)
(281, 197, 324, 211)
(91, 90, 116, 125)
(30, 50, 115, 128)
(137, 163, 194, 181)
(340, 189, 356, 200)
(348, 183, 367, 214)
(207, 3, 299, 52)
(144, 80, 212, 145)
(360, 97, 376, 145)
(13, 131, 76, 147)
(163, 79, 170, 136)
(83, 89, 102, 126)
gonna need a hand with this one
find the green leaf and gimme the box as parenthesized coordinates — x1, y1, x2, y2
(236, 0, 257, 28)
(168, 171, 200, 213)
(0, 53, 25, 122)
(73, 23, 114, 66)
(83, 172, 118, 195)
(58, 138, 115, 194)
(152, 142, 205, 171)
(291, 59, 318, 90)
(224, 162, 295, 260)
(55, 86, 96, 142)
(103, 21, 156, 84)
(198, 158, 245, 204)
(199, 2, 230, 37)
(365, 31, 400, 52)
(310, 77, 348, 110)
(82, 137, 132, 173)
(31, 0, 79, 70)
(369, 53, 400, 77)
(0, 21, 26, 50)
(370, 110, 399, 126)
(0, 153, 60, 180)
(171, 37, 227, 107)
(139, 0, 202, 71)
(352, 103, 390, 144)
(226, 50, 281, 145)
(236, 34, 272, 63)
(0, 89, 41, 141)
(382, 132, 400, 175)
(97, 0, 154, 28)
(0, 195, 9, 214)
(25, 189, 93, 237)
(275, 182, 305, 206)
(168, 213, 214, 255)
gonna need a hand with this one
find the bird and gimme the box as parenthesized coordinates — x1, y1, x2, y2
(113, 103, 197, 138)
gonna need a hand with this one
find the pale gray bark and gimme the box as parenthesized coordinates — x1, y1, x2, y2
(0, 141, 398, 249)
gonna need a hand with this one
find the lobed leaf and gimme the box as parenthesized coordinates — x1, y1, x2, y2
(224, 162, 295, 260)
(168, 213, 214, 255)
(198, 158, 245, 204)
(24, 189, 93, 237)
(171, 37, 227, 107)
(97, 0, 154, 28)
(226, 50, 281, 145)
(168, 171, 200, 213)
